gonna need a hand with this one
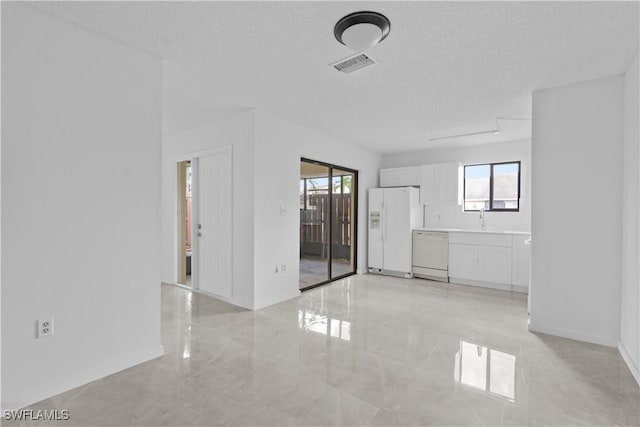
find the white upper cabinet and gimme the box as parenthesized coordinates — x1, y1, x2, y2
(437, 162, 463, 204)
(419, 164, 437, 203)
(379, 166, 421, 188)
(420, 162, 462, 205)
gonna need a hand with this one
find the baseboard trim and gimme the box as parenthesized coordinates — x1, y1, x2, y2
(618, 341, 640, 385)
(166, 283, 254, 311)
(368, 268, 413, 279)
(511, 285, 529, 294)
(2, 345, 164, 411)
(449, 277, 511, 292)
(169, 282, 192, 292)
(195, 288, 254, 310)
(253, 290, 301, 311)
(449, 277, 529, 294)
(528, 323, 617, 347)
(229, 297, 254, 311)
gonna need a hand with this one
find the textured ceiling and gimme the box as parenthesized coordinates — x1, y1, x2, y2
(32, 1, 639, 153)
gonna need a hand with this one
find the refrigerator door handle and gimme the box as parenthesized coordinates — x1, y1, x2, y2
(382, 201, 386, 242)
(380, 202, 384, 242)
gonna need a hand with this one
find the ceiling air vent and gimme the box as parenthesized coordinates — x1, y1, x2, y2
(331, 53, 375, 74)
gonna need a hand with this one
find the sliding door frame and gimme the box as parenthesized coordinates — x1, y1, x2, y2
(300, 158, 358, 291)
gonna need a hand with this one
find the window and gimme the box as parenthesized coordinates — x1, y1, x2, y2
(464, 161, 520, 211)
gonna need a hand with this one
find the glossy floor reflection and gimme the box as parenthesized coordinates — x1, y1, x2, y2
(9, 274, 640, 426)
(299, 257, 352, 289)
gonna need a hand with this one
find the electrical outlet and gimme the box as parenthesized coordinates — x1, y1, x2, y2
(37, 317, 54, 338)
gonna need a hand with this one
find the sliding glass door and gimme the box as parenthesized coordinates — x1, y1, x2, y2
(330, 168, 355, 280)
(299, 159, 357, 290)
(299, 162, 330, 289)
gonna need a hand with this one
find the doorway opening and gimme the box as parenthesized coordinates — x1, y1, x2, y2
(177, 160, 192, 286)
(299, 159, 357, 290)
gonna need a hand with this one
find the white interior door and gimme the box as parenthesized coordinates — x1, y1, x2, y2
(195, 147, 232, 298)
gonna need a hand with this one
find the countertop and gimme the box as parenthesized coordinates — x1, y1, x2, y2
(414, 228, 531, 236)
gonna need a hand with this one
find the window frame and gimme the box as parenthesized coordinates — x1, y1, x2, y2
(463, 160, 521, 212)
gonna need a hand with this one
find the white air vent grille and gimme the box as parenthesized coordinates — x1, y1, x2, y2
(331, 53, 375, 74)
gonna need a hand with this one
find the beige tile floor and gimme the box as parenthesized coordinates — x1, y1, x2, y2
(8, 274, 639, 426)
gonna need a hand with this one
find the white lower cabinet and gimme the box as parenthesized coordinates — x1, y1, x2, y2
(478, 245, 512, 284)
(448, 232, 528, 292)
(511, 235, 531, 288)
(449, 244, 478, 280)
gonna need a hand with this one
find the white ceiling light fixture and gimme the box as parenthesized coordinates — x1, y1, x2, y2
(334, 11, 391, 52)
(429, 118, 501, 142)
(428, 117, 531, 142)
(428, 128, 500, 142)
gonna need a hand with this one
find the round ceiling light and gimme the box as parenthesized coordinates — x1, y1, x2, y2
(334, 11, 390, 52)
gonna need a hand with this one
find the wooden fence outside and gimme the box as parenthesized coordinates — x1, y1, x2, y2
(300, 193, 352, 259)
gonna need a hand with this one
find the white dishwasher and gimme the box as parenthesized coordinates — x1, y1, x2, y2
(412, 231, 449, 282)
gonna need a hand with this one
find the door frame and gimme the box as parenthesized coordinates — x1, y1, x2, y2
(172, 145, 232, 293)
(176, 160, 189, 285)
(299, 157, 358, 291)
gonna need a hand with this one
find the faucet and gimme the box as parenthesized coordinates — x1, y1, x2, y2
(479, 208, 486, 231)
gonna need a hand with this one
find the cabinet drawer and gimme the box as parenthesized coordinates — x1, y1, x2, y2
(448, 232, 478, 245)
(478, 233, 512, 247)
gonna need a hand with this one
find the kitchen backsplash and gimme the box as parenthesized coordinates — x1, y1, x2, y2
(423, 202, 530, 232)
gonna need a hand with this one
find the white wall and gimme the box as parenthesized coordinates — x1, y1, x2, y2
(381, 140, 531, 232)
(620, 51, 639, 383)
(1, 3, 3, 407)
(1, 3, 162, 410)
(162, 109, 381, 310)
(162, 110, 255, 309)
(253, 110, 381, 309)
(531, 75, 624, 347)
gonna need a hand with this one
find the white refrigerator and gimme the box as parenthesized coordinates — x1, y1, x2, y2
(368, 187, 422, 277)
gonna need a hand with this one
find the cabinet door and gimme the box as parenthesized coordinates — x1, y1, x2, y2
(478, 245, 512, 284)
(419, 164, 437, 205)
(420, 163, 462, 205)
(436, 162, 462, 204)
(449, 243, 478, 280)
(380, 167, 420, 187)
(511, 235, 531, 287)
